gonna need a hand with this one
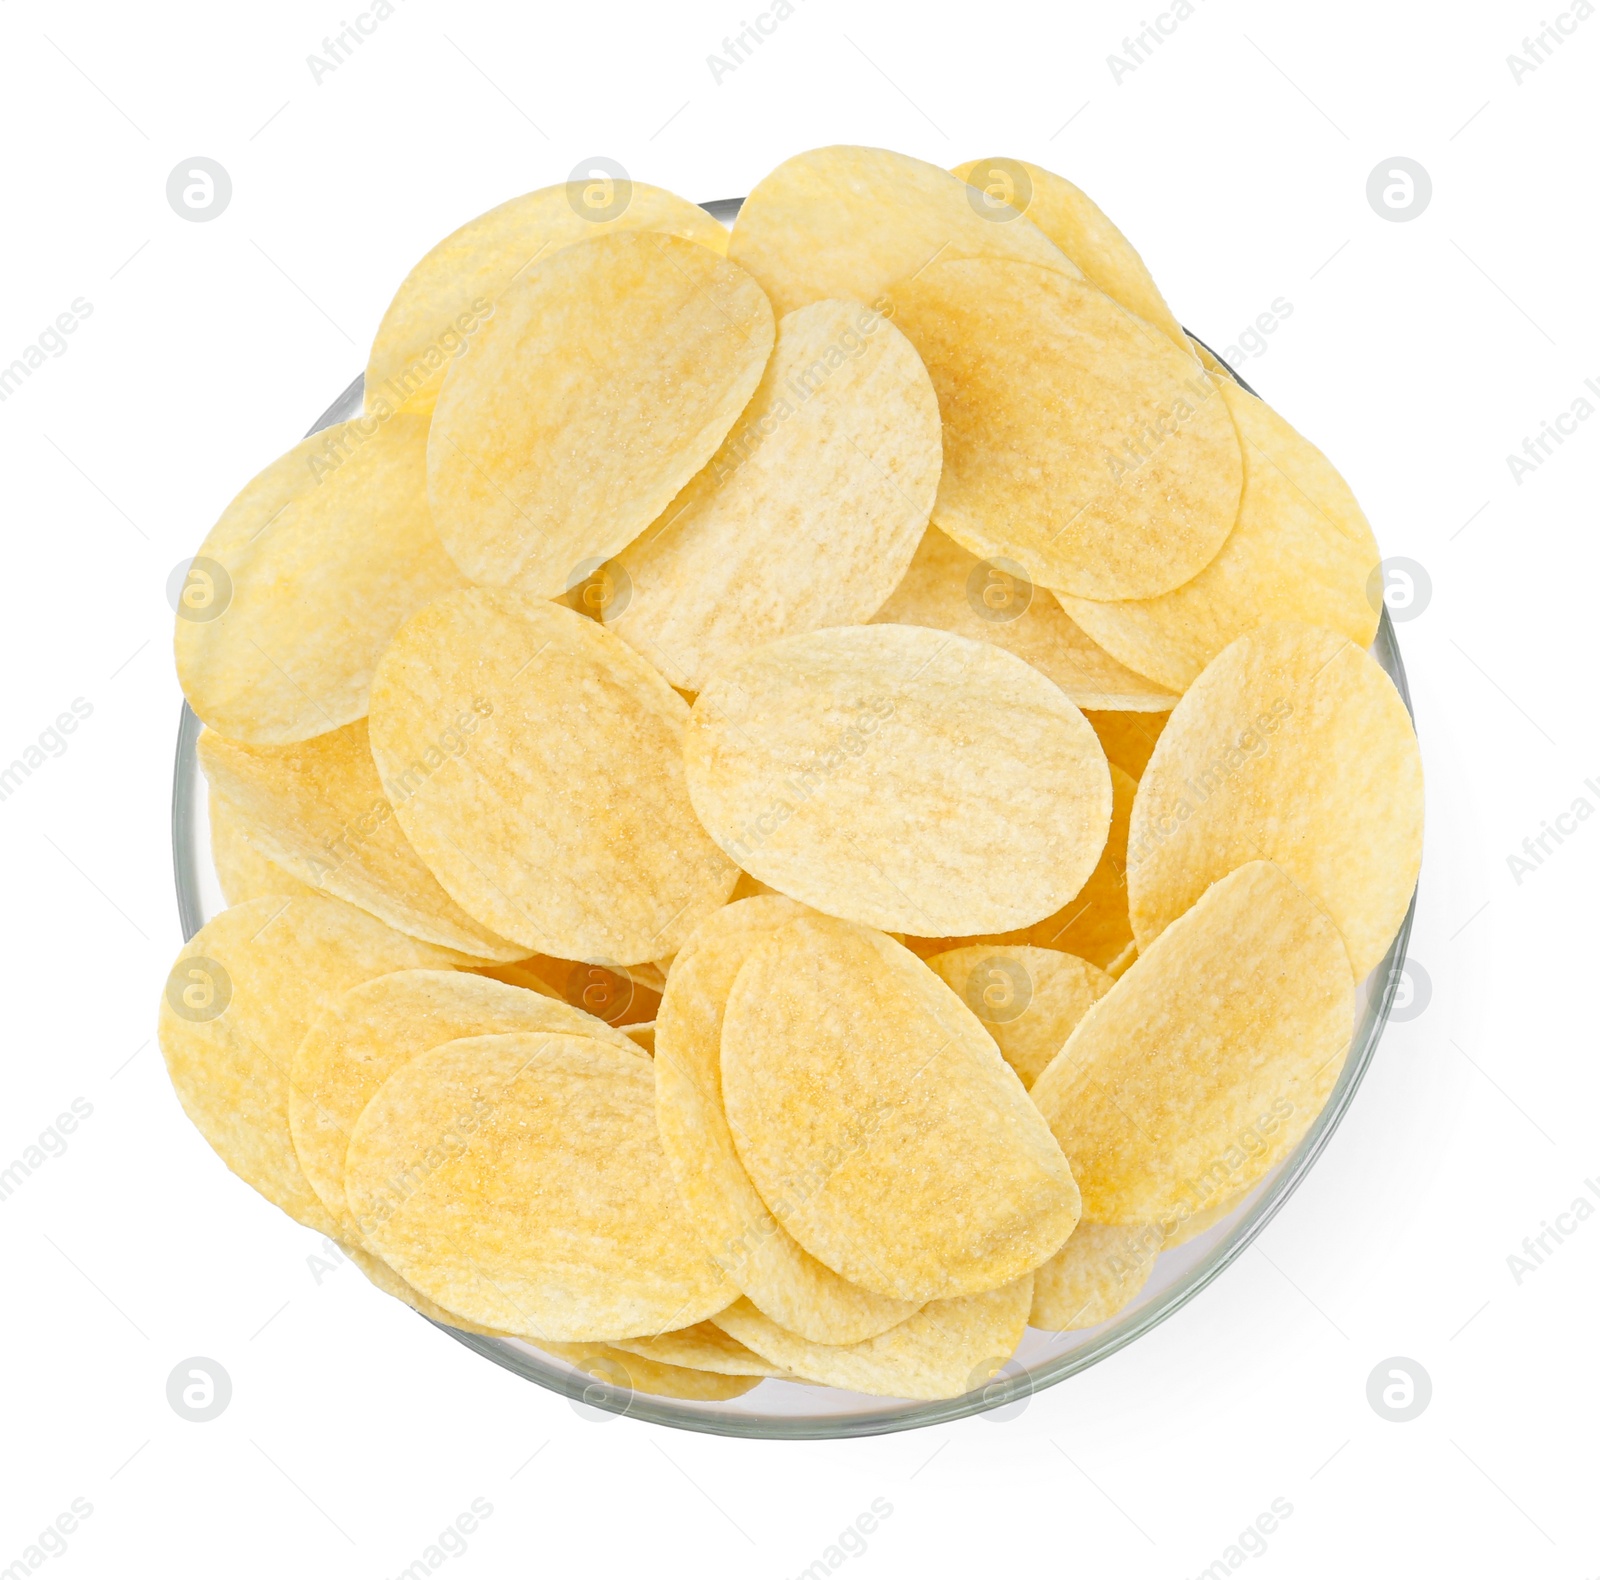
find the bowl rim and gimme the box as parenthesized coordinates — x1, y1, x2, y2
(170, 210, 1415, 1437)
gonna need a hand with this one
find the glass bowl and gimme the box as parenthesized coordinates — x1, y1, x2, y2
(171, 203, 1415, 1437)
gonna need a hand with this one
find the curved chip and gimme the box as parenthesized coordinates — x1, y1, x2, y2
(953, 157, 1185, 343)
(536, 1341, 761, 1402)
(609, 1321, 785, 1377)
(291, 968, 641, 1240)
(1160, 1191, 1249, 1250)
(157, 896, 461, 1233)
(199, 722, 523, 961)
(366, 182, 730, 417)
(926, 944, 1113, 1088)
(1028, 1222, 1160, 1331)
(872, 527, 1176, 712)
(728, 144, 1078, 318)
(710, 1276, 1033, 1401)
(209, 790, 315, 906)
(885, 257, 1241, 600)
(338, 1240, 513, 1339)
(654, 897, 918, 1344)
(346, 1031, 731, 1341)
(175, 413, 466, 744)
(720, 915, 1080, 1302)
(1031, 861, 1354, 1223)
(606, 298, 941, 693)
(1126, 622, 1422, 977)
(685, 624, 1112, 936)
(1058, 380, 1381, 691)
(427, 232, 774, 597)
(368, 589, 738, 965)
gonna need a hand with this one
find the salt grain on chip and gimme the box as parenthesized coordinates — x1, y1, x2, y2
(720, 915, 1080, 1302)
(886, 257, 1241, 601)
(1031, 860, 1354, 1223)
(685, 624, 1111, 937)
(427, 231, 774, 597)
(368, 589, 738, 965)
(605, 297, 941, 693)
(1126, 621, 1422, 977)
(347, 1031, 731, 1340)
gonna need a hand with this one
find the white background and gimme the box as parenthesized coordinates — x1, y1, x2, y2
(1, 0, 1595, 1575)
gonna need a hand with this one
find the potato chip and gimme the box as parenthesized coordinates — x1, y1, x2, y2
(1160, 1191, 1248, 1250)
(1030, 861, 1354, 1223)
(623, 1021, 656, 1054)
(610, 1321, 785, 1377)
(654, 897, 918, 1344)
(871, 528, 1177, 711)
(1028, 1222, 1159, 1330)
(685, 624, 1112, 936)
(474, 954, 662, 1023)
(199, 722, 523, 960)
(366, 183, 730, 417)
(347, 1031, 730, 1340)
(427, 232, 774, 597)
(368, 589, 738, 964)
(926, 945, 1113, 1088)
(605, 298, 941, 692)
(711, 1275, 1033, 1400)
(339, 1240, 513, 1338)
(728, 145, 1078, 319)
(291, 968, 640, 1240)
(537, 1341, 761, 1401)
(721, 915, 1080, 1301)
(1189, 337, 1234, 381)
(953, 158, 1184, 343)
(1083, 708, 1168, 780)
(157, 896, 460, 1233)
(886, 258, 1241, 600)
(1058, 380, 1381, 691)
(1125, 622, 1422, 977)
(209, 790, 316, 906)
(175, 413, 466, 744)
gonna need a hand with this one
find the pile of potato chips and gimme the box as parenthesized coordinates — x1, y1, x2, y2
(161, 147, 1423, 1408)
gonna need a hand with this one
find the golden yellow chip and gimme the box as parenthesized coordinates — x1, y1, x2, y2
(685, 624, 1112, 936)
(157, 896, 461, 1233)
(1084, 708, 1168, 781)
(174, 413, 465, 744)
(622, 1020, 656, 1054)
(339, 1240, 513, 1338)
(871, 527, 1178, 711)
(199, 722, 523, 961)
(347, 1031, 730, 1340)
(953, 158, 1184, 343)
(721, 915, 1080, 1302)
(1160, 1191, 1248, 1250)
(654, 897, 919, 1344)
(291, 968, 640, 1240)
(366, 183, 730, 417)
(710, 1275, 1033, 1400)
(1031, 861, 1354, 1223)
(368, 589, 738, 964)
(926, 944, 1113, 1088)
(728, 144, 1078, 318)
(1126, 622, 1422, 977)
(605, 298, 941, 693)
(427, 232, 774, 597)
(1058, 380, 1381, 691)
(1028, 1222, 1160, 1330)
(208, 790, 315, 906)
(537, 1341, 761, 1402)
(610, 1321, 785, 1377)
(886, 258, 1241, 600)
(1189, 337, 1234, 380)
